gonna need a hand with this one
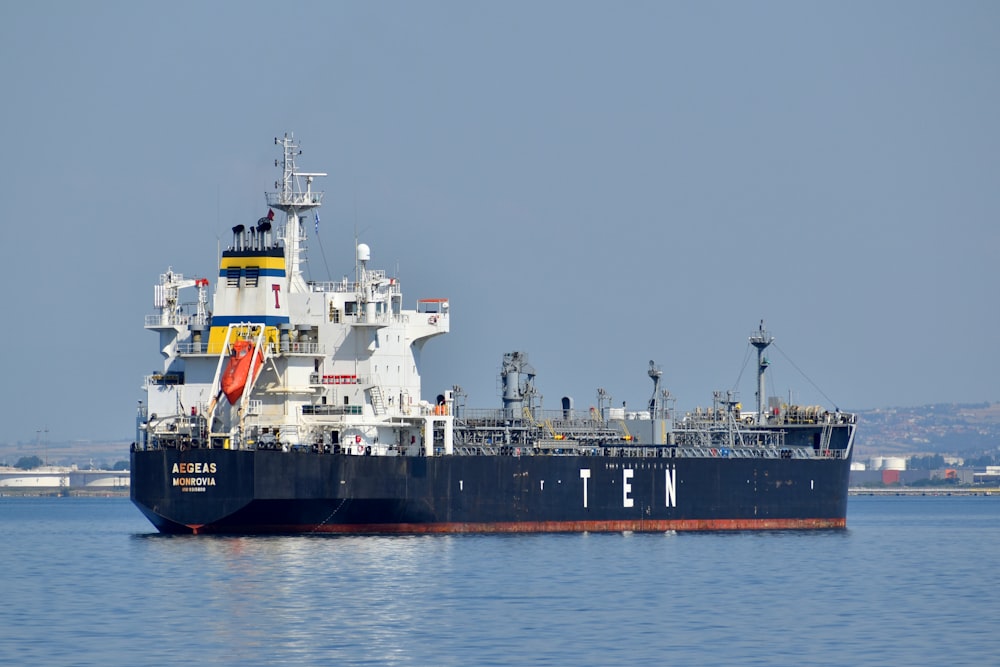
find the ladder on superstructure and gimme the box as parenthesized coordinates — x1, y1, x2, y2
(368, 385, 387, 416)
(819, 422, 834, 452)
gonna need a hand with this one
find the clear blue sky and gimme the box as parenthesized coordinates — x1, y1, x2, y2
(1, 1, 997, 445)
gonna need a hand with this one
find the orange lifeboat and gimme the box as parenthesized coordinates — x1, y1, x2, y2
(221, 339, 263, 405)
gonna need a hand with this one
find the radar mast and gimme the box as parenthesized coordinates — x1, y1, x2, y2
(265, 133, 326, 292)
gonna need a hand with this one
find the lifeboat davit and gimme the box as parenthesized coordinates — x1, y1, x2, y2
(221, 340, 263, 405)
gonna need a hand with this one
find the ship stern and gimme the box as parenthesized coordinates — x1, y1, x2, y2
(130, 448, 255, 534)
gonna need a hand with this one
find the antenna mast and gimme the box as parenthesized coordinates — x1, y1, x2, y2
(265, 133, 326, 292)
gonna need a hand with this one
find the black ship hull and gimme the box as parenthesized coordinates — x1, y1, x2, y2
(131, 447, 851, 534)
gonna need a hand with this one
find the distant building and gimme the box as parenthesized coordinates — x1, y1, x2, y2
(0, 466, 129, 490)
(930, 468, 975, 484)
(849, 469, 939, 486)
(974, 466, 1000, 485)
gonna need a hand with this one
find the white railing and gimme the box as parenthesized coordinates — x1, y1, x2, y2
(308, 271, 400, 296)
(279, 341, 323, 354)
(145, 313, 210, 327)
(266, 191, 324, 207)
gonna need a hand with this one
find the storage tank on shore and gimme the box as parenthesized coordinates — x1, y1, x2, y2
(884, 457, 907, 471)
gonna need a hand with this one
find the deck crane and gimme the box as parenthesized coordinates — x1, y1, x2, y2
(154, 267, 210, 326)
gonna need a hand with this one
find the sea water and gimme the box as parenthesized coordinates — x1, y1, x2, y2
(1, 495, 997, 666)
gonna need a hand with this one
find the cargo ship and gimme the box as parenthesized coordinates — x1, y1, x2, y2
(130, 134, 857, 534)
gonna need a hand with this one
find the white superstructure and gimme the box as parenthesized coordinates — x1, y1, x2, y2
(140, 134, 452, 456)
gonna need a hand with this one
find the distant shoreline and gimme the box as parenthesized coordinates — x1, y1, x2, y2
(0, 488, 129, 498)
(849, 487, 998, 496)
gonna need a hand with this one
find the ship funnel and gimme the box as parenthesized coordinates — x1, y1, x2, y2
(232, 225, 245, 251)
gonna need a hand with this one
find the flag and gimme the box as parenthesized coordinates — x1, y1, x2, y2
(314, 212, 320, 234)
(267, 209, 274, 221)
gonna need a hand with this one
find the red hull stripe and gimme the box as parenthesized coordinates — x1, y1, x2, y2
(189, 518, 845, 534)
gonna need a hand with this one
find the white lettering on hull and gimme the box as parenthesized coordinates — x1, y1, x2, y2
(665, 466, 676, 508)
(171, 462, 218, 492)
(579, 466, 679, 509)
(171, 462, 217, 474)
(172, 476, 217, 487)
